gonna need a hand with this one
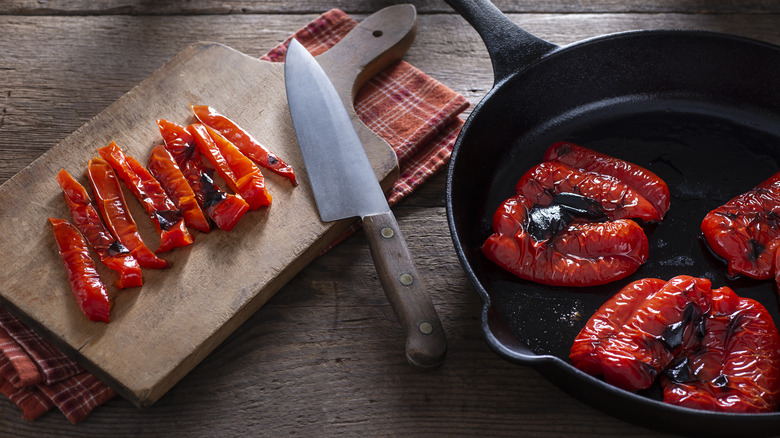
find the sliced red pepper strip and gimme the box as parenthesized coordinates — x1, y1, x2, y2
(192, 105, 297, 186)
(571, 275, 780, 413)
(98, 141, 193, 253)
(701, 170, 780, 280)
(544, 142, 670, 220)
(157, 119, 249, 231)
(188, 123, 272, 210)
(48, 218, 111, 322)
(87, 157, 168, 269)
(147, 144, 211, 234)
(56, 169, 142, 289)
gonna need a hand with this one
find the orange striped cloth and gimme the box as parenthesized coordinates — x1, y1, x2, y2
(0, 8, 467, 423)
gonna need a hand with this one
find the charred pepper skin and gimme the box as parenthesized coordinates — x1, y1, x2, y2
(157, 119, 249, 231)
(187, 123, 272, 211)
(48, 218, 111, 323)
(56, 169, 142, 289)
(192, 105, 297, 186)
(98, 142, 193, 253)
(87, 157, 169, 269)
(544, 141, 670, 220)
(147, 144, 211, 234)
(483, 159, 664, 286)
(482, 192, 649, 287)
(571, 275, 780, 413)
(701, 170, 780, 281)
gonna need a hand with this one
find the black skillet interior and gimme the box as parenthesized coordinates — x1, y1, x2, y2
(445, 2, 780, 435)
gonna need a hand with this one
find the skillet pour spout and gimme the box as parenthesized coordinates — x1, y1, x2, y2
(444, 0, 780, 435)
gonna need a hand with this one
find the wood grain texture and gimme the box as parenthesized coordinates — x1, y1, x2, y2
(1, 2, 779, 436)
(1, 0, 779, 15)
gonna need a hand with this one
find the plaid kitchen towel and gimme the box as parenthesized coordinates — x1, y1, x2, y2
(0, 8, 467, 424)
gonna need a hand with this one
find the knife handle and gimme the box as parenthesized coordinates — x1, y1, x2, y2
(362, 210, 447, 369)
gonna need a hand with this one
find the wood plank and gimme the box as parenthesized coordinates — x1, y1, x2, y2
(2, 0, 780, 15)
(4, 12, 780, 182)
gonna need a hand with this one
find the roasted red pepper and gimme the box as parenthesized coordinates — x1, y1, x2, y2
(87, 157, 168, 269)
(98, 141, 193, 253)
(188, 123, 272, 210)
(483, 194, 649, 286)
(192, 105, 297, 186)
(570, 275, 780, 413)
(544, 142, 670, 220)
(48, 218, 111, 322)
(56, 169, 142, 289)
(516, 161, 660, 222)
(701, 170, 780, 282)
(482, 155, 665, 286)
(147, 144, 211, 234)
(157, 119, 249, 231)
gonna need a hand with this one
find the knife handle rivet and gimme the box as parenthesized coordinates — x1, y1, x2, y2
(380, 227, 394, 239)
(399, 273, 414, 286)
(418, 321, 434, 335)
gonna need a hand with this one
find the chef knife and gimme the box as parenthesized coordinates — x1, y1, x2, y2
(284, 38, 447, 369)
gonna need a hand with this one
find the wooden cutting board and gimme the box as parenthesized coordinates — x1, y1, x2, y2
(0, 5, 416, 408)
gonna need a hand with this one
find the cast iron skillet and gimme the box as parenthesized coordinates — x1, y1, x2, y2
(444, 0, 780, 435)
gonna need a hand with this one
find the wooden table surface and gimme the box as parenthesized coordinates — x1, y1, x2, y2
(2, 1, 780, 436)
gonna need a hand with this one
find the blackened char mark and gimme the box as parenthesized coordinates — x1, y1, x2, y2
(200, 172, 227, 210)
(527, 192, 609, 242)
(660, 301, 703, 351)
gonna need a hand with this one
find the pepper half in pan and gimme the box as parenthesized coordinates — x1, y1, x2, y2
(570, 275, 780, 413)
(482, 143, 669, 287)
(701, 170, 780, 289)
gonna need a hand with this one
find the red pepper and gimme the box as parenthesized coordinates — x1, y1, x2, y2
(56, 169, 142, 289)
(48, 218, 111, 322)
(483, 195, 649, 286)
(570, 275, 780, 413)
(701, 170, 780, 281)
(147, 144, 211, 234)
(482, 158, 661, 287)
(87, 157, 168, 269)
(188, 123, 272, 211)
(515, 162, 660, 222)
(544, 142, 670, 220)
(192, 105, 297, 186)
(157, 119, 249, 231)
(98, 142, 193, 253)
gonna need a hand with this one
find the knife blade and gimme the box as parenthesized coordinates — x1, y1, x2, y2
(284, 38, 447, 369)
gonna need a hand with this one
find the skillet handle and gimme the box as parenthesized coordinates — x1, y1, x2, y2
(443, 0, 558, 83)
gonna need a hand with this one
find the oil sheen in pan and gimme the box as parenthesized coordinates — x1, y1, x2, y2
(478, 99, 780, 365)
